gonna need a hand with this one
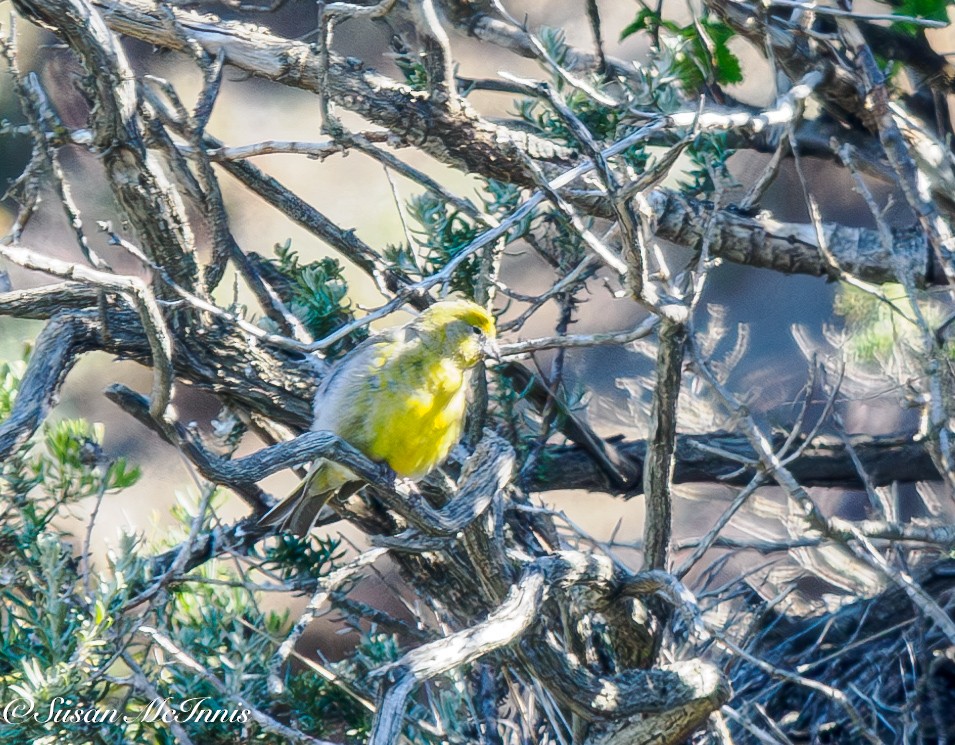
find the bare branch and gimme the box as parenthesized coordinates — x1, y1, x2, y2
(268, 547, 388, 695)
(0, 243, 174, 419)
(0, 313, 98, 459)
(13, 0, 203, 293)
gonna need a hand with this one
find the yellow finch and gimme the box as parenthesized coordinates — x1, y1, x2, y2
(258, 298, 499, 535)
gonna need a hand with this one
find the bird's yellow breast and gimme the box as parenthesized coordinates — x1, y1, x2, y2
(364, 357, 468, 478)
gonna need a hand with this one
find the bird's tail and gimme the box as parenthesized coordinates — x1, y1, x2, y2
(256, 480, 361, 536)
(256, 479, 326, 537)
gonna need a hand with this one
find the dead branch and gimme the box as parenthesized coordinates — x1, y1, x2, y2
(61, 0, 941, 289)
(0, 312, 100, 459)
(14, 0, 203, 294)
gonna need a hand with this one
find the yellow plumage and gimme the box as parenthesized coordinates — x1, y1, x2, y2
(258, 298, 498, 535)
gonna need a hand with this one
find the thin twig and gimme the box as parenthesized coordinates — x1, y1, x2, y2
(0, 243, 174, 419)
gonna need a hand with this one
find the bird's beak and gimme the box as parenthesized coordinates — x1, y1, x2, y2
(482, 337, 501, 363)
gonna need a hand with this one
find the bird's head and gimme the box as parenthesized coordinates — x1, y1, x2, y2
(414, 299, 499, 368)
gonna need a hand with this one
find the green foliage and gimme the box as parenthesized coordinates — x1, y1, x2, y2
(482, 178, 523, 218)
(392, 47, 429, 91)
(834, 283, 952, 363)
(279, 669, 370, 741)
(272, 240, 366, 357)
(679, 132, 736, 197)
(892, 0, 949, 36)
(835, 283, 903, 361)
(541, 30, 623, 137)
(147, 561, 283, 744)
(0, 364, 144, 744)
(388, 201, 472, 294)
(622, 9, 743, 91)
(0, 353, 374, 743)
(263, 533, 344, 584)
(621, 10, 743, 197)
(383, 176, 546, 302)
(0, 357, 25, 420)
(406, 193, 482, 295)
(513, 27, 650, 170)
(281, 632, 407, 741)
(384, 177, 546, 299)
(38, 420, 141, 502)
(515, 94, 623, 151)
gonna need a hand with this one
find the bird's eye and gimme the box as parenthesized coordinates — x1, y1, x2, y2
(471, 325, 483, 336)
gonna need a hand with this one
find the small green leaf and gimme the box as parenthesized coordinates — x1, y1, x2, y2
(893, 0, 948, 35)
(620, 9, 681, 40)
(708, 23, 744, 85)
(620, 9, 655, 40)
(673, 21, 743, 90)
(272, 241, 366, 356)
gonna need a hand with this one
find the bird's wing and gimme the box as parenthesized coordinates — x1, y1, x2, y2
(312, 323, 415, 432)
(259, 322, 418, 536)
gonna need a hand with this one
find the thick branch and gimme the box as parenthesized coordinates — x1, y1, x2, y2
(89, 0, 574, 180)
(586, 665, 728, 745)
(0, 313, 100, 459)
(109, 388, 393, 487)
(0, 282, 100, 318)
(518, 629, 728, 720)
(441, 1, 637, 85)
(0, 305, 316, 429)
(533, 431, 940, 494)
(648, 189, 933, 286)
(50, 0, 937, 288)
(0, 242, 175, 418)
(109, 382, 516, 542)
(370, 566, 545, 745)
(642, 319, 687, 571)
(372, 553, 729, 742)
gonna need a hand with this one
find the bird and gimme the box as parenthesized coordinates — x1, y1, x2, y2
(257, 298, 499, 535)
